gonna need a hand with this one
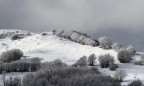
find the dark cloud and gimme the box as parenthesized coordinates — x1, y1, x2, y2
(0, 0, 144, 51)
(92, 29, 144, 51)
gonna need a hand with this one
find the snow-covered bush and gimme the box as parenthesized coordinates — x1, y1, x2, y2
(134, 61, 143, 65)
(135, 54, 144, 65)
(5, 77, 21, 86)
(31, 57, 41, 63)
(128, 80, 144, 86)
(67, 31, 99, 46)
(113, 70, 127, 82)
(30, 57, 41, 71)
(41, 32, 47, 36)
(36, 78, 49, 86)
(26, 32, 32, 36)
(1, 49, 23, 62)
(59, 74, 120, 86)
(0, 32, 15, 39)
(53, 59, 63, 67)
(82, 37, 98, 46)
(99, 37, 112, 49)
(70, 31, 80, 42)
(117, 49, 131, 63)
(77, 35, 86, 44)
(11, 34, 20, 40)
(87, 54, 96, 66)
(11, 33, 26, 40)
(73, 56, 87, 67)
(22, 73, 35, 86)
(109, 64, 118, 71)
(0, 60, 41, 73)
(126, 45, 136, 55)
(99, 54, 114, 68)
(40, 60, 67, 70)
(112, 42, 122, 52)
(22, 66, 120, 86)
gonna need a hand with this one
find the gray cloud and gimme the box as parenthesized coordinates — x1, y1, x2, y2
(0, 0, 144, 51)
(92, 29, 144, 51)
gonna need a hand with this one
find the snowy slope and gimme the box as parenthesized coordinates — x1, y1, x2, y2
(0, 29, 144, 85)
(0, 29, 117, 64)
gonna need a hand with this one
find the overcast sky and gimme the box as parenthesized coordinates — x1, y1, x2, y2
(0, 0, 144, 51)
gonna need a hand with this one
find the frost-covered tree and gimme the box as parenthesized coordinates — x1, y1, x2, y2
(30, 57, 41, 71)
(77, 35, 86, 44)
(53, 59, 63, 67)
(126, 45, 136, 56)
(5, 77, 21, 86)
(0, 61, 31, 73)
(117, 49, 131, 63)
(82, 38, 98, 46)
(138, 54, 144, 65)
(99, 37, 112, 49)
(87, 54, 96, 66)
(99, 54, 114, 68)
(67, 31, 99, 46)
(112, 42, 122, 52)
(36, 78, 49, 86)
(113, 70, 127, 82)
(109, 64, 117, 71)
(70, 32, 80, 42)
(0, 71, 6, 86)
(23, 73, 34, 86)
(1, 49, 23, 62)
(73, 56, 87, 67)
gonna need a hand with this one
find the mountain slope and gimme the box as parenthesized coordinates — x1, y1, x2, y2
(1, 29, 144, 85)
(0, 29, 117, 64)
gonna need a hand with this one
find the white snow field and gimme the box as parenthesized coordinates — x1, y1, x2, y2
(0, 29, 143, 86)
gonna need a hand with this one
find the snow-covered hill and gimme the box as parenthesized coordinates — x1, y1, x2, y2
(0, 29, 117, 64)
(0, 29, 144, 85)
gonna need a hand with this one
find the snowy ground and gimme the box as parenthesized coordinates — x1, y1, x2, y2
(0, 29, 143, 86)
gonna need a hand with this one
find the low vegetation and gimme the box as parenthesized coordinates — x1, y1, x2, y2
(72, 56, 87, 67)
(128, 80, 144, 86)
(99, 37, 112, 49)
(109, 64, 118, 71)
(87, 54, 97, 66)
(0, 60, 40, 73)
(99, 54, 114, 68)
(3, 59, 121, 86)
(113, 70, 127, 82)
(0, 49, 23, 62)
(112, 42, 122, 52)
(66, 31, 99, 46)
(21, 66, 120, 86)
(117, 49, 131, 63)
(0, 30, 140, 86)
(126, 45, 136, 56)
(5, 77, 21, 86)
